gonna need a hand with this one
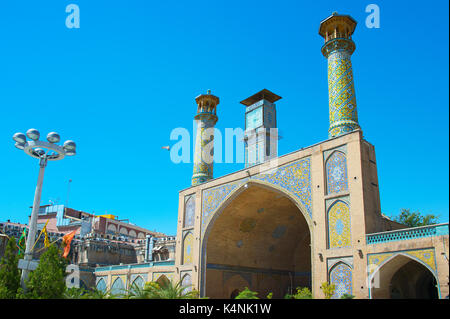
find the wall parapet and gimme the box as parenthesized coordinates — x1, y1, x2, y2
(366, 223, 449, 245)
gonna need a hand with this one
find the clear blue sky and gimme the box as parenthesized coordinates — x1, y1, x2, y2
(0, 0, 448, 235)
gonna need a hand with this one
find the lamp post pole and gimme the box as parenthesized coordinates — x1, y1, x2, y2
(13, 128, 76, 290)
(20, 157, 47, 288)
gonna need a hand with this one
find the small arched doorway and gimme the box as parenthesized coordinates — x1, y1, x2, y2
(370, 254, 439, 299)
(202, 182, 312, 299)
(110, 277, 125, 296)
(156, 275, 170, 288)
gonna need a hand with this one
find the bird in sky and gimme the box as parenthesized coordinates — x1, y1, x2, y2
(161, 146, 170, 151)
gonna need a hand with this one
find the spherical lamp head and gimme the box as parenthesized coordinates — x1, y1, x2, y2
(13, 132, 27, 144)
(63, 140, 76, 151)
(26, 128, 40, 141)
(47, 132, 61, 143)
(14, 142, 25, 150)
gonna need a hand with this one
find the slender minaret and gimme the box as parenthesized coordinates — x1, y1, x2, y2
(191, 90, 219, 186)
(319, 12, 361, 138)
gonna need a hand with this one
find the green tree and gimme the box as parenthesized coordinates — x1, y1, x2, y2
(235, 287, 259, 299)
(320, 282, 335, 299)
(392, 209, 439, 227)
(23, 244, 68, 299)
(340, 293, 354, 299)
(0, 236, 21, 298)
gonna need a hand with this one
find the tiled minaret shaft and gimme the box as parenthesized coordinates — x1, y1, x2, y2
(191, 90, 219, 186)
(319, 13, 361, 138)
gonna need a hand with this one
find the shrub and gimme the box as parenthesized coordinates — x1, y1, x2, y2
(292, 287, 313, 299)
(235, 287, 259, 299)
(320, 282, 335, 299)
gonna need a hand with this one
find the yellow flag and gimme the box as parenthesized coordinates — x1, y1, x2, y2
(43, 225, 50, 248)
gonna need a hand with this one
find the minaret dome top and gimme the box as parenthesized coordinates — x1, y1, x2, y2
(319, 13, 357, 41)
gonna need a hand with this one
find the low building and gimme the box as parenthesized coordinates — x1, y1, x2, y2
(0, 206, 175, 291)
(34, 204, 165, 240)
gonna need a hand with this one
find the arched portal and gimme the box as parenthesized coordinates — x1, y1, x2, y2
(131, 276, 145, 292)
(202, 182, 312, 299)
(370, 254, 439, 299)
(110, 277, 125, 296)
(96, 278, 107, 292)
(156, 274, 170, 288)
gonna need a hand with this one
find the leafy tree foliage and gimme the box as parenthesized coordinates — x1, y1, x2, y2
(392, 209, 439, 228)
(0, 236, 21, 298)
(142, 279, 200, 299)
(293, 287, 313, 299)
(235, 287, 259, 299)
(22, 244, 68, 299)
(284, 287, 313, 299)
(64, 287, 117, 299)
(320, 282, 335, 299)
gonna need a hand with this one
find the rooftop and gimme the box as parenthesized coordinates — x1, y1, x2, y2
(240, 89, 282, 106)
(318, 12, 357, 38)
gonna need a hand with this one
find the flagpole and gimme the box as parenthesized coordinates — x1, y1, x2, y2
(20, 157, 47, 289)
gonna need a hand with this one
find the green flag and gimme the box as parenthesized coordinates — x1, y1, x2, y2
(18, 228, 27, 257)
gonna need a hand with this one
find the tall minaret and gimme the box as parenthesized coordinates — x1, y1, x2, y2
(241, 89, 281, 167)
(191, 90, 219, 186)
(319, 12, 361, 138)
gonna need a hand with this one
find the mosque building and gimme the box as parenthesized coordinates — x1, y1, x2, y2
(93, 12, 449, 299)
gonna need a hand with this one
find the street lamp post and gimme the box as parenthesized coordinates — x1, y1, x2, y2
(13, 128, 76, 289)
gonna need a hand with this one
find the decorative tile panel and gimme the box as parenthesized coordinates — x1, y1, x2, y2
(184, 195, 195, 228)
(201, 158, 312, 236)
(201, 179, 247, 234)
(328, 200, 351, 248)
(183, 231, 194, 265)
(329, 262, 352, 298)
(252, 158, 312, 216)
(326, 151, 348, 194)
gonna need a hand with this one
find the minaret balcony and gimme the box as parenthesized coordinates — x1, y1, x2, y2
(321, 37, 355, 58)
